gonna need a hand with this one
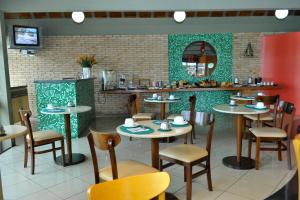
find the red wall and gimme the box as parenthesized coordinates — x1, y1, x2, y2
(261, 32, 300, 115)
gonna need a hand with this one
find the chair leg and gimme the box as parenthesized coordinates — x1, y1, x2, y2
(277, 141, 282, 161)
(61, 140, 66, 167)
(184, 166, 187, 182)
(129, 137, 132, 141)
(24, 137, 28, 168)
(30, 146, 35, 175)
(185, 164, 192, 200)
(248, 133, 252, 159)
(287, 139, 292, 170)
(206, 163, 213, 191)
(255, 137, 261, 170)
(159, 159, 162, 171)
(52, 142, 56, 162)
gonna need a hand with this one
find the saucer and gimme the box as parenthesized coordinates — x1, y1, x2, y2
(158, 128, 172, 132)
(171, 121, 188, 125)
(229, 104, 238, 107)
(255, 106, 267, 109)
(122, 123, 139, 128)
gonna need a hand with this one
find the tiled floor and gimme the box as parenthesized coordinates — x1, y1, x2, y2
(0, 115, 296, 200)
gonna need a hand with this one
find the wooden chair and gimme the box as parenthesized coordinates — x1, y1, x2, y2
(292, 134, 300, 200)
(128, 94, 155, 121)
(87, 129, 158, 183)
(248, 102, 296, 170)
(244, 95, 280, 130)
(87, 172, 170, 200)
(167, 95, 196, 143)
(159, 113, 215, 200)
(18, 110, 65, 174)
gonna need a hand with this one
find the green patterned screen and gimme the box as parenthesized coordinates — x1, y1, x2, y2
(168, 33, 233, 113)
(35, 79, 95, 138)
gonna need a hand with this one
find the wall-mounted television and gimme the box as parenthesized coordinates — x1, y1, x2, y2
(8, 25, 43, 49)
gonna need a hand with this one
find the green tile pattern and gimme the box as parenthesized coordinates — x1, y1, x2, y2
(35, 79, 95, 138)
(168, 33, 233, 113)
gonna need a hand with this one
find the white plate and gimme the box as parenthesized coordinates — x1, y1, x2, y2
(122, 123, 139, 128)
(171, 121, 188, 125)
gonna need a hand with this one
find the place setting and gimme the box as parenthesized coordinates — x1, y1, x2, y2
(120, 118, 154, 134)
(245, 101, 268, 110)
(42, 103, 66, 113)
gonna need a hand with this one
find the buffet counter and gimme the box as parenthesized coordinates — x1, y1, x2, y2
(101, 85, 280, 113)
(101, 85, 279, 94)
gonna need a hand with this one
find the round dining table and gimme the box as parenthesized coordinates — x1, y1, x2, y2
(41, 105, 91, 166)
(116, 120, 192, 169)
(144, 98, 180, 119)
(213, 104, 269, 170)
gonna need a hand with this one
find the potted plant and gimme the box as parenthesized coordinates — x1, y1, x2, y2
(76, 55, 97, 79)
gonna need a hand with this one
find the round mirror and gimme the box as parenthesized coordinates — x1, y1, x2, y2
(182, 41, 217, 77)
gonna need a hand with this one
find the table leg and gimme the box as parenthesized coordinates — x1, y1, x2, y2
(135, 93, 142, 113)
(55, 113, 85, 166)
(222, 114, 255, 170)
(151, 138, 159, 169)
(160, 103, 166, 120)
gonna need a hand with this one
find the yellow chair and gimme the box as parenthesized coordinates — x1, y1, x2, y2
(292, 134, 300, 200)
(87, 172, 170, 200)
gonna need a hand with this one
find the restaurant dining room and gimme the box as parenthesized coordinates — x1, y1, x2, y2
(1, 0, 300, 200)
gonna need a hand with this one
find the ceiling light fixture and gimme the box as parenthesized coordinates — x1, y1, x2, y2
(275, 9, 289, 20)
(72, 11, 85, 23)
(174, 11, 186, 23)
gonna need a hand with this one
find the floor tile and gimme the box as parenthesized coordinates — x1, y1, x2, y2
(3, 180, 43, 199)
(21, 189, 62, 200)
(47, 178, 90, 199)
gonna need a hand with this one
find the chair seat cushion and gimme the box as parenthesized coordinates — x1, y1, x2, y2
(99, 160, 158, 181)
(249, 127, 287, 138)
(243, 113, 273, 121)
(167, 114, 182, 120)
(27, 130, 63, 142)
(159, 144, 208, 163)
(133, 113, 155, 120)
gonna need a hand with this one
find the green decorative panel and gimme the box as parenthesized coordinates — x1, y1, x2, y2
(168, 33, 233, 113)
(35, 79, 95, 138)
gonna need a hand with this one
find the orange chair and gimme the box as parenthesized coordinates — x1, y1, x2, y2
(87, 172, 170, 200)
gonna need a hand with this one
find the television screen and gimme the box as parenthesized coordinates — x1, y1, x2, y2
(13, 25, 39, 46)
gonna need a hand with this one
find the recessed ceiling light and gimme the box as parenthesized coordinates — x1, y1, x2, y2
(72, 11, 85, 23)
(275, 9, 289, 20)
(174, 11, 186, 23)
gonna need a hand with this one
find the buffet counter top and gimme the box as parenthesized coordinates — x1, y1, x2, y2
(101, 85, 280, 94)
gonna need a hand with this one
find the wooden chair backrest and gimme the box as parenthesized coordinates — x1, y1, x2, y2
(279, 102, 296, 136)
(127, 94, 137, 116)
(292, 134, 300, 200)
(18, 110, 34, 145)
(87, 129, 121, 183)
(87, 172, 170, 200)
(189, 95, 196, 125)
(256, 95, 280, 126)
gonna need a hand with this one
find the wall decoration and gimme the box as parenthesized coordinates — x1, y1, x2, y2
(168, 33, 233, 113)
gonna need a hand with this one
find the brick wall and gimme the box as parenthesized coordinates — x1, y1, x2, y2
(8, 33, 273, 115)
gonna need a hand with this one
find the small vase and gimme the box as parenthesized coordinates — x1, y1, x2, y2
(82, 67, 91, 79)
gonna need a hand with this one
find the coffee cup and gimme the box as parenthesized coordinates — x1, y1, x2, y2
(47, 104, 54, 109)
(257, 92, 263, 96)
(157, 96, 162, 100)
(229, 99, 236, 105)
(160, 122, 170, 130)
(152, 93, 158, 99)
(256, 102, 265, 108)
(174, 116, 185, 124)
(124, 118, 135, 127)
(236, 91, 242, 97)
(169, 95, 175, 100)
